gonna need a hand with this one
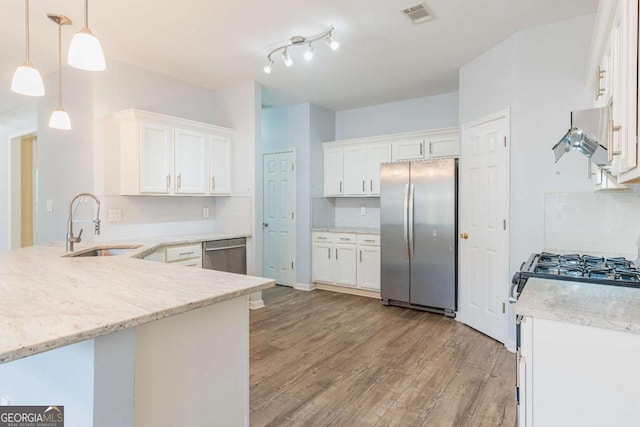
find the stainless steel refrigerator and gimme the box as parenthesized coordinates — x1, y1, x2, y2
(380, 159, 457, 317)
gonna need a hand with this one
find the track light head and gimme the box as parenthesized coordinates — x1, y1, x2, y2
(325, 34, 339, 51)
(282, 49, 293, 67)
(304, 44, 314, 61)
(263, 58, 274, 74)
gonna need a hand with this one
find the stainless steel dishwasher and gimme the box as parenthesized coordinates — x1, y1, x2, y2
(202, 238, 247, 274)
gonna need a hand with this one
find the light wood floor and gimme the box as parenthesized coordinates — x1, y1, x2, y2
(250, 286, 516, 427)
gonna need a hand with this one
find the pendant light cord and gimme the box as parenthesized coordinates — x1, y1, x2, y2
(84, 0, 89, 28)
(25, 0, 30, 63)
(58, 23, 62, 107)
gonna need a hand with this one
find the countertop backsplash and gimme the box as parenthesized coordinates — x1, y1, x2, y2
(545, 191, 640, 259)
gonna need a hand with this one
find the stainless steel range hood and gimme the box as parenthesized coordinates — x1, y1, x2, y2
(552, 107, 611, 167)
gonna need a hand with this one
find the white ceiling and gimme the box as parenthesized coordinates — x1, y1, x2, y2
(0, 0, 598, 111)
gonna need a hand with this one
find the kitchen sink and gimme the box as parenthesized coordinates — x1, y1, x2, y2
(65, 245, 142, 257)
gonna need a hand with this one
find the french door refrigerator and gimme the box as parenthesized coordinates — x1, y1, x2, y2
(380, 159, 457, 317)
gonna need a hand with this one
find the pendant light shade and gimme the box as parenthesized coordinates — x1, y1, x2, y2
(67, 0, 105, 71)
(11, 64, 45, 96)
(49, 107, 71, 130)
(11, 0, 44, 96)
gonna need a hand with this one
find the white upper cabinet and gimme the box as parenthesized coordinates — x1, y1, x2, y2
(174, 129, 208, 194)
(588, 0, 639, 184)
(209, 136, 232, 195)
(324, 146, 344, 196)
(343, 145, 368, 195)
(139, 123, 173, 194)
(111, 109, 234, 196)
(323, 128, 457, 197)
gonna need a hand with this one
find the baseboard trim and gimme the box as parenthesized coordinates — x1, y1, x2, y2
(293, 282, 317, 292)
(249, 299, 265, 310)
(316, 283, 380, 299)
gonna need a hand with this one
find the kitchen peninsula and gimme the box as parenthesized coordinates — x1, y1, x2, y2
(0, 239, 274, 427)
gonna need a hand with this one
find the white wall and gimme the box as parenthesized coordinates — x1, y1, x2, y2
(335, 92, 459, 140)
(459, 13, 596, 348)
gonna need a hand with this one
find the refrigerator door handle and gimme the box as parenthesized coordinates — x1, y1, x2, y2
(403, 183, 410, 259)
(408, 184, 415, 259)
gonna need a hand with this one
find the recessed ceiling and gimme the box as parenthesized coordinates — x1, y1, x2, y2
(0, 0, 598, 112)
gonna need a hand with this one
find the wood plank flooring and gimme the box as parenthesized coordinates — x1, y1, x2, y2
(250, 286, 516, 427)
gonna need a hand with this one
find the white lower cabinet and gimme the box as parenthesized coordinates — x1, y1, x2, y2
(312, 231, 380, 293)
(518, 315, 640, 426)
(142, 243, 203, 268)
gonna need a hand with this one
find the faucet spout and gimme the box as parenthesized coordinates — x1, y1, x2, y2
(66, 192, 101, 252)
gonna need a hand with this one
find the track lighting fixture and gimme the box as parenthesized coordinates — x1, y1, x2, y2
(11, 0, 45, 97)
(263, 26, 338, 73)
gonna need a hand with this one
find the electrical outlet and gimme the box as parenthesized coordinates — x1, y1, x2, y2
(108, 209, 122, 222)
(47, 200, 53, 213)
(360, 206, 366, 216)
(203, 207, 210, 218)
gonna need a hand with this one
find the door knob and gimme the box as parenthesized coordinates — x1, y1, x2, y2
(262, 223, 269, 228)
(460, 232, 469, 239)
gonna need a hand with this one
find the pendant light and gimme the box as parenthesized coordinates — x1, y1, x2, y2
(11, 0, 45, 96)
(48, 14, 72, 130)
(67, 0, 105, 71)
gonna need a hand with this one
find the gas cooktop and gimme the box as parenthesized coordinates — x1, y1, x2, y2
(511, 252, 640, 300)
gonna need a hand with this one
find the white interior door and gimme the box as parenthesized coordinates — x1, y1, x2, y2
(458, 111, 509, 344)
(263, 151, 295, 286)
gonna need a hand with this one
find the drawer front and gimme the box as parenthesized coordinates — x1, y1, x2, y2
(357, 234, 380, 246)
(313, 232, 335, 243)
(173, 257, 203, 268)
(334, 233, 357, 244)
(165, 244, 202, 262)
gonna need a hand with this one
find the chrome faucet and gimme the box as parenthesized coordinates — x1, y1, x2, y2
(66, 193, 101, 252)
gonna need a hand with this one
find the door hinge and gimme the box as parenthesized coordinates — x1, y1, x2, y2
(503, 219, 506, 230)
(291, 212, 295, 220)
(291, 261, 294, 269)
(503, 136, 507, 147)
(502, 302, 506, 314)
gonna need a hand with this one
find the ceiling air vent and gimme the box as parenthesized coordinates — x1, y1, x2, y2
(402, 3, 434, 24)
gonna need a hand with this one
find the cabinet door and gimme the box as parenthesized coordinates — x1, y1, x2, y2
(174, 129, 208, 194)
(343, 145, 368, 195)
(392, 138, 424, 161)
(312, 242, 333, 284)
(139, 123, 174, 194)
(334, 244, 357, 287)
(324, 147, 344, 196)
(357, 245, 380, 291)
(366, 143, 391, 195)
(426, 134, 459, 159)
(209, 136, 232, 195)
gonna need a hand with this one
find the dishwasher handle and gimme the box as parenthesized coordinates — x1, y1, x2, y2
(204, 244, 246, 252)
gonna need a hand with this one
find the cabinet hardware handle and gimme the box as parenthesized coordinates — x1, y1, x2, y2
(317, 237, 326, 240)
(179, 251, 194, 256)
(166, 174, 171, 189)
(339, 237, 350, 241)
(340, 181, 343, 193)
(328, 248, 330, 259)
(360, 250, 362, 262)
(177, 174, 182, 189)
(362, 180, 365, 192)
(336, 248, 338, 260)
(370, 180, 373, 192)
(364, 239, 375, 243)
(609, 120, 623, 159)
(211, 177, 216, 191)
(420, 142, 423, 156)
(429, 141, 433, 154)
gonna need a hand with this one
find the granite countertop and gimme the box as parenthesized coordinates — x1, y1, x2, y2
(312, 227, 380, 234)
(0, 234, 274, 364)
(515, 278, 640, 334)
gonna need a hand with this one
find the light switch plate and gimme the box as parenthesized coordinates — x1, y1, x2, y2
(203, 207, 210, 218)
(360, 206, 366, 216)
(108, 209, 122, 222)
(46, 200, 53, 212)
